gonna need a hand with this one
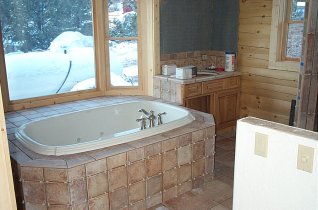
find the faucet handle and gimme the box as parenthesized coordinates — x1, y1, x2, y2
(157, 112, 166, 125)
(136, 116, 147, 130)
(158, 112, 166, 116)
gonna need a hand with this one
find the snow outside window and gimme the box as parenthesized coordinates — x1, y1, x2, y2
(0, 0, 97, 100)
(108, 0, 139, 87)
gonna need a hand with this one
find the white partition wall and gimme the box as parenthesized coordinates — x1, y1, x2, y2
(233, 117, 318, 210)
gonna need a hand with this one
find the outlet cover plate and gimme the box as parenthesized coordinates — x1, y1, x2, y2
(297, 145, 314, 173)
(255, 132, 268, 157)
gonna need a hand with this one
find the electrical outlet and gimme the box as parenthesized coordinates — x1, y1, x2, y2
(254, 132, 268, 157)
(201, 54, 207, 60)
(297, 145, 314, 173)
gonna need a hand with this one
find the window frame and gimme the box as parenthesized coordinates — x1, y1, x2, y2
(104, 0, 143, 94)
(0, 0, 160, 112)
(268, 0, 303, 71)
(281, 0, 305, 61)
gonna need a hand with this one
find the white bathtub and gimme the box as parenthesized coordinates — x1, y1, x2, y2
(15, 101, 195, 156)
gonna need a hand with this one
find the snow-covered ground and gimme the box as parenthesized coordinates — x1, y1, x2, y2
(5, 31, 138, 100)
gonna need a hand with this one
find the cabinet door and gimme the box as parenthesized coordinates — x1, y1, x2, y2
(185, 95, 210, 113)
(215, 89, 240, 129)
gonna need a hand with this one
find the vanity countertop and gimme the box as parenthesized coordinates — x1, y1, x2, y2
(154, 70, 241, 84)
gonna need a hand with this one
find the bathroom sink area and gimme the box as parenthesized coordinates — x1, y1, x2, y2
(196, 71, 219, 77)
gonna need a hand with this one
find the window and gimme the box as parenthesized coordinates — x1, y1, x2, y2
(0, 0, 158, 111)
(282, 0, 305, 60)
(269, 0, 306, 71)
(107, 0, 139, 87)
(0, 0, 97, 101)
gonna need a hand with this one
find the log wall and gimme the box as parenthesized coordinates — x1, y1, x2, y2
(238, 0, 299, 124)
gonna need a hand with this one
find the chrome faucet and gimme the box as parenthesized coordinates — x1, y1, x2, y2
(138, 109, 150, 116)
(136, 116, 147, 130)
(147, 110, 156, 128)
(157, 112, 166, 125)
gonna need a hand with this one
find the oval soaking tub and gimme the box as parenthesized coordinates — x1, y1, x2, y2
(15, 101, 195, 156)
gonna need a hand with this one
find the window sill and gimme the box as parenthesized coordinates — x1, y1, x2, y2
(268, 60, 300, 72)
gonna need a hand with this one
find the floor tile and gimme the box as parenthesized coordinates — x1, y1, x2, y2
(147, 204, 171, 210)
(209, 204, 230, 210)
(214, 162, 234, 179)
(164, 190, 218, 210)
(215, 138, 235, 151)
(201, 180, 233, 203)
(220, 197, 233, 210)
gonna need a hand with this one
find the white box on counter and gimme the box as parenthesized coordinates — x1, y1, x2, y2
(176, 67, 192, 79)
(162, 64, 177, 75)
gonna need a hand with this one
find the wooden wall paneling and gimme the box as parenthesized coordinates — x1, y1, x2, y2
(238, 0, 299, 124)
(0, 87, 17, 210)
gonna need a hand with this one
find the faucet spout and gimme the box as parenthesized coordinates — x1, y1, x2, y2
(138, 109, 149, 116)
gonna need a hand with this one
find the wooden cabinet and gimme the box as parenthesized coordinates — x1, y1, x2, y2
(153, 75, 240, 131)
(215, 89, 240, 129)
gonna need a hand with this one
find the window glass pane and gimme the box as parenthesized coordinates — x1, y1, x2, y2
(109, 40, 138, 86)
(290, 0, 305, 21)
(1, 0, 96, 100)
(286, 23, 304, 58)
(108, 0, 138, 38)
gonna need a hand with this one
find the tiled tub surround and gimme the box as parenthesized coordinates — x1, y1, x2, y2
(15, 101, 195, 156)
(160, 50, 228, 70)
(6, 96, 215, 210)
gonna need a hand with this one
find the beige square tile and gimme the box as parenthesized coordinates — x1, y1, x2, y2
(163, 186, 177, 202)
(164, 190, 218, 210)
(146, 174, 162, 196)
(86, 159, 106, 177)
(177, 134, 192, 147)
(21, 167, 43, 181)
(220, 197, 233, 209)
(206, 126, 215, 139)
(204, 173, 214, 183)
(69, 178, 87, 204)
(192, 175, 205, 189)
(210, 204, 230, 210)
(68, 165, 85, 181)
(128, 160, 145, 184)
(108, 166, 127, 191)
(192, 158, 205, 178)
(163, 168, 177, 190)
(88, 194, 109, 210)
(129, 200, 145, 210)
(128, 148, 144, 163)
(205, 156, 215, 175)
(24, 203, 46, 210)
(203, 179, 233, 203)
(177, 164, 191, 184)
(110, 187, 128, 210)
(128, 181, 146, 204)
(71, 202, 88, 210)
(192, 129, 205, 143)
(44, 168, 67, 183)
(162, 138, 177, 152)
(146, 155, 162, 177)
(22, 182, 46, 204)
(177, 181, 192, 196)
(162, 150, 177, 171)
(107, 153, 126, 169)
(46, 182, 70, 205)
(146, 192, 162, 209)
(192, 141, 205, 161)
(87, 172, 108, 199)
(205, 137, 215, 157)
(145, 142, 161, 157)
(177, 145, 192, 166)
(47, 205, 70, 210)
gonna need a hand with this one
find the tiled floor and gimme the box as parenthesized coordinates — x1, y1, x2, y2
(150, 131, 236, 210)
